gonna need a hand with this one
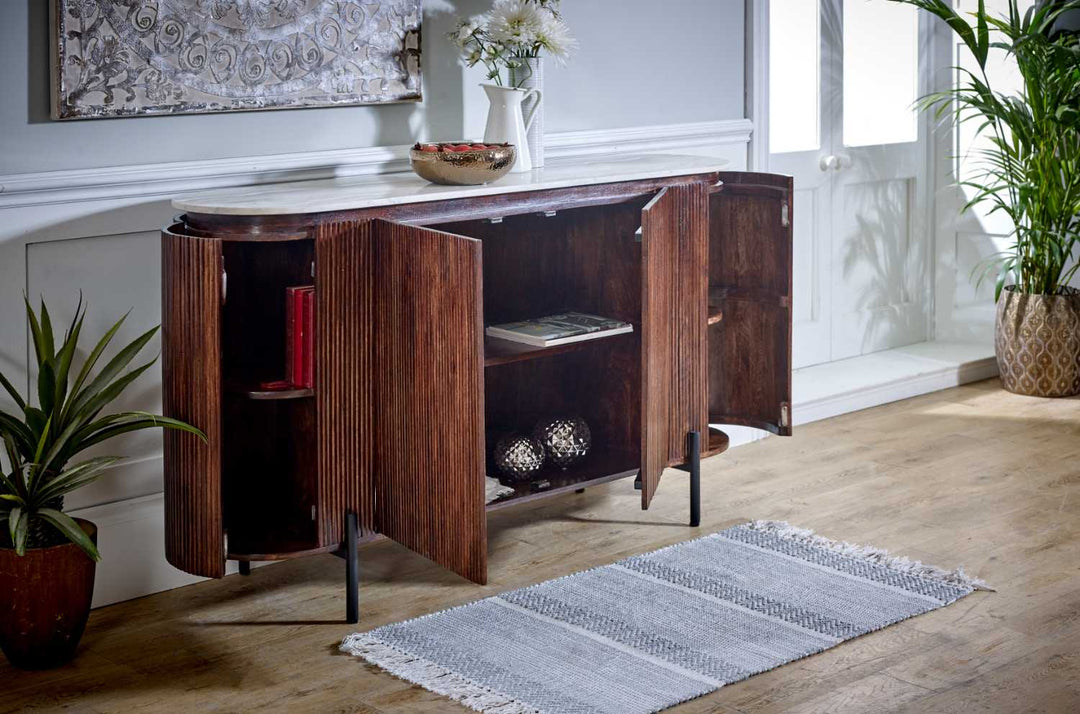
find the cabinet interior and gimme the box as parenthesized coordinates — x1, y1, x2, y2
(220, 239, 319, 558)
(214, 196, 656, 555)
(434, 196, 650, 503)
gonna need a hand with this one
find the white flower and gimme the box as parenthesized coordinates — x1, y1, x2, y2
(486, 0, 546, 48)
(452, 16, 482, 47)
(534, 12, 576, 62)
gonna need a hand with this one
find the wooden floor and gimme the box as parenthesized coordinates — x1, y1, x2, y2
(4, 379, 1079, 713)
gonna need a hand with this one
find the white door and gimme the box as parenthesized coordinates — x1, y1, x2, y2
(768, 0, 929, 368)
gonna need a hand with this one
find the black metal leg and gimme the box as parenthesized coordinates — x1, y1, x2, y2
(688, 431, 701, 527)
(634, 473, 642, 490)
(345, 511, 359, 624)
(238, 561, 251, 576)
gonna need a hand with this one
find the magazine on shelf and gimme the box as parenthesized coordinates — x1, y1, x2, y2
(485, 312, 633, 347)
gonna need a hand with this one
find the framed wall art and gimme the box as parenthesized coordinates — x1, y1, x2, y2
(51, 0, 422, 120)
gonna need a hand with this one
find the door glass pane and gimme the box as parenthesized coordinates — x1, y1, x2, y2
(842, 0, 918, 147)
(769, 0, 820, 154)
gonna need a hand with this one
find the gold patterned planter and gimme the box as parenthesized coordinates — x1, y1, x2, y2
(995, 286, 1080, 397)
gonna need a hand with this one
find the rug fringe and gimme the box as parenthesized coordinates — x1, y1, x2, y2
(340, 633, 540, 714)
(745, 520, 994, 592)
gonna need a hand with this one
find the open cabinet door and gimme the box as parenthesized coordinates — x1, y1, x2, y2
(314, 222, 376, 545)
(640, 184, 709, 509)
(708, 173, 794, 435)
(162, 226, 225, 578)
(372, 219, 488, 584)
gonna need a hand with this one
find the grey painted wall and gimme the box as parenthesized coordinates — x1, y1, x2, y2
(1, 0, 744, 175)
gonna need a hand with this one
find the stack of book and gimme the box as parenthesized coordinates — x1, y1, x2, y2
(286, 285, 315, 388)
(485, 312, 633, 347)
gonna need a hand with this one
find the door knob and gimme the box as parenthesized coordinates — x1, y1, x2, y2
(819, 154, 852, 172)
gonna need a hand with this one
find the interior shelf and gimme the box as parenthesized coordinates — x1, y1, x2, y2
(484, 330, 634, 368)
(702, 427, 730, 458)
(227, 527, 328, 562)
(226, 383, 315, 401)
(486, 447, 640, 511)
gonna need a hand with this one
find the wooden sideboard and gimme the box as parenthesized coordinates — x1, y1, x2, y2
(161, 155, 793, 623)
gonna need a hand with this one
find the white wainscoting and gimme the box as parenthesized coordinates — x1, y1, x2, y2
(0, 120, 751, 608)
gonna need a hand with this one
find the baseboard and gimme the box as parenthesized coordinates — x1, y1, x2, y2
(0, 119, 752, 210)
(70, 493, 206, 608)
(791, 341, 998, 426)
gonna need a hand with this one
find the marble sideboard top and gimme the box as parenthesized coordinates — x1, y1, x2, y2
(172, 153, 728, 216)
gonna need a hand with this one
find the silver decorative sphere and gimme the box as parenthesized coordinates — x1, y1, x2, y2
(533, 416, 591, 469)
(494, 434, 546, 482)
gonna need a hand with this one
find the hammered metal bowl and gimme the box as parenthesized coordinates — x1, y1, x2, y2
(409, 143, 516, 186)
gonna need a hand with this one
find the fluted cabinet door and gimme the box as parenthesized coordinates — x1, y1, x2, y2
(708, 173, 794, 435)
(372, 219, 487, 584)
(162, 225, 225, 578)
(640, 184, 709, 509)
(315, 222, 375, 544)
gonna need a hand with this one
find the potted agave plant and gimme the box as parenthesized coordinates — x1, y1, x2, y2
(894, 0, 1080, 396)
(0, 298, 203, 669)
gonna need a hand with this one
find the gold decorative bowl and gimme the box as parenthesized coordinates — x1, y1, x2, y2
(409, 142, 516, 186)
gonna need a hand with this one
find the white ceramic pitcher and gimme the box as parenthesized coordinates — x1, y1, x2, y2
(481, 84, 542, 173)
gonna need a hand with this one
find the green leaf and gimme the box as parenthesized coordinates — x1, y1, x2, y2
(51, 304, 84, 417)
(975, 0, 989, 67)
(39, 361, 156, 473)
(32, 415, 51, 465)
(39, 299, 55, 363)
(37, 509, 99, 561)
(74, 412, 206, 451)
(23, 296, 47, 367)
(34, 456, 119, 504)
(67, 310, 128, 414)
(67, 325, 157, 421)
(37, 359, 56, 418)
(0, 411, 35, 457)
(9, 506, 26, 555)
(0, 369, 26, 411)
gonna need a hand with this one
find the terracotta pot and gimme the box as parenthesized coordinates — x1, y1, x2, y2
(0, 519, 97, 669)
(995, 286, 1080, 397)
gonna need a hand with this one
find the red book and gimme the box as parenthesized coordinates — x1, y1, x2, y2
(285, 285, 312, 387)
(302, 288, 315, 389)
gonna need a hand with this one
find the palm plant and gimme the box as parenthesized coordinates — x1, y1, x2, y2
(0, 297, 204, 559)
(892, 0, 1080, 299)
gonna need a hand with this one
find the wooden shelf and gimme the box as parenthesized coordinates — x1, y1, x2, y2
(702, 427, 730, 458)
(226, 514, 320, 561)
(226, 383, 314, 400)
(486, 448, 639, 511)
(484, 330, 634, 368)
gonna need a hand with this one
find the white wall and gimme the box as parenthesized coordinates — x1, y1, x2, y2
(0, 0, 751, 606)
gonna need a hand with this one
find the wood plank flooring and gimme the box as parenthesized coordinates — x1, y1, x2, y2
(3, 379, 1078, 713)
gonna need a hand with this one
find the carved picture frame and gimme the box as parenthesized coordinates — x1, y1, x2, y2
(50, 0, 422, 120)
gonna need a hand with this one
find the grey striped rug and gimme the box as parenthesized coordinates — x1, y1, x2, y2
(341, 521, 987, 714)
